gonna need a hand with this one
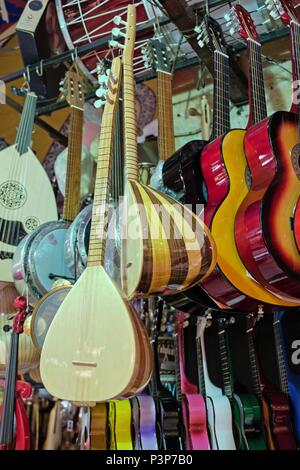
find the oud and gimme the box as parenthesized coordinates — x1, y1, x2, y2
(0, 92, 57, 282)
(40, 55, 152, 404)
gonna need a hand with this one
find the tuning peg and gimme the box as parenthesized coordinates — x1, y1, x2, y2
(270, 8, 280, 19)
(95, 87, 106, 98)
(94, 98, 106, 109)
(194, 25, 202, 34)
(113, 15, 127, 27)
(98, 74, 109, 85)
(109, 39, 125, 49)
(112, 27, 126, 39)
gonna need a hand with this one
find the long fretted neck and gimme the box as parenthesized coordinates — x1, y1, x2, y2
(217, 320, 234, 399)
(111, 101, 124, 203)
(197, 318, 221, 397)
(149, 299, 164, 397)
(247, 38, 268, 127)
(212, 50, 230, 140)
(123, 7, 139, 181)
(157, 70, 175, 161)
(273, 314, 289, 396)
(0, 332, 19, 448)
(246, 321, 263, 400)
(290, 21, 300, 134)
(87, 59, 121, 268)
(15, 93, 37, 155)
(63, 106, 83, 222)
(174, 333, 183, 404)
(196, 335, 206, 397)
(176, 315, 197, 396)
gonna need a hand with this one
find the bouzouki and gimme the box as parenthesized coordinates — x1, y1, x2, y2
(0, 296, 32, 450)
(199, 13, 298, 310)
(112, 7, 216, 301)
(196, 315, 236, 450)
(174, 312, 210, 450)
(231, 4, 300, 302)
(0, 92, 57, 282)
(40, 54, 152, 404)
(13, 71, 84, 304)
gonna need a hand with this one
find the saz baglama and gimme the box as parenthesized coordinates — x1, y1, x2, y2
(0, 92, 57, 282)
(117, 7, 216, 300)
(12, 71, 84, 303)
(41, 53, 152, 405)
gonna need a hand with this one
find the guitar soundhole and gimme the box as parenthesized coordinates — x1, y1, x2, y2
(245, 166, 252, 190)
(0, 181, 27, 209)
(24, 216, 39, 232)
(291, 144, 300, 180)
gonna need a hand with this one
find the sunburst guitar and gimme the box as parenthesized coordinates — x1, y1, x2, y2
(113, 6, 216, 301)
(0, 92, 57, 282)
(40, 53, 152, 405)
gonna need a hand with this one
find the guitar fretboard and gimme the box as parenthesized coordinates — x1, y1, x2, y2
(212, 50, 230, 139)
(273, 316, 290, 396)
(248, 38, 268, 126)
(157, 70, 175, 161)
(217, 323, 234, 399)
(246, 325, 262, 400)
(290, 21, 300, 134)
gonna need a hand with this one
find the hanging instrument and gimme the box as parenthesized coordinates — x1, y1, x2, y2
(40, 53, 152, 404)
(12, 71, 85, 304)
(0, 92, 57, 283)
(114, 7, 216, 301)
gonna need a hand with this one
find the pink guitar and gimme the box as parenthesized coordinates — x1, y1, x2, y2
(175, 312, 210, 450)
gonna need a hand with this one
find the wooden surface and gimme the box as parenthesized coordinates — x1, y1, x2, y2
(157, 71, 175, 161)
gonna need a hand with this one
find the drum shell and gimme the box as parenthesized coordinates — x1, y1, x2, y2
(65, 204, 92, 279)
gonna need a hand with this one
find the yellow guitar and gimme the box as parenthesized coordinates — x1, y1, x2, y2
(108, 400, 133, 450)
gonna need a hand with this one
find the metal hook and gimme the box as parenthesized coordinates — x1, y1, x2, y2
(36, 59, 43, 77)
(22, 66, 31, 91)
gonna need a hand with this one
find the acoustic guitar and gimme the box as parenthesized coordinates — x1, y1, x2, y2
(13, 70, 84, 304)
(40, 56, 152, 404)
(217, 316, 266, 450)
(246, 313, 297, 450)
(196, 315, 236, 450)
(199, 12, 298, 310)
(113, 6, 216, 301)
(231, 4, 300, 302)
(174, 312, 210, 450)
(0, 92, 57, 282)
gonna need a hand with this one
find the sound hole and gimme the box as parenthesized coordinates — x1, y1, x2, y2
(0, 181, 27, 209)
(291, 144, 300, 180)
(245, 165, 252, 190)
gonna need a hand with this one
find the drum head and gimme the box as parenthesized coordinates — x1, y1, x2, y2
(31, 286, 72, 350)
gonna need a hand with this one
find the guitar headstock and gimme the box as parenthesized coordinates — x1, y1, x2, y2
(196, 314, 211, 339)
(195, 15, 227, 54)
(142, 38, 173, 74)
(61, 70, 85, 110)
(110, 5, 136, 62)
(225, 4, 260, 42)
(265, 0, 299, 25)
(94, 57, 121, 109)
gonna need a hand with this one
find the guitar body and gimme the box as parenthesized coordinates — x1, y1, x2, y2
(235, 112, 300, 302)
(40, 265, 149, 403)
(162, 140, 207, 204)
(135, 395, 158, 450)
(263, 387, 297, 450)
(237, 393, 266, 450)
(201, 130, 297, 309)
(182, 394, 210, 450)
(108, 400, 132, 450)
(91, 403, 107, 450)
(0, 146, 57, 282)
(205, 395, 236, 450)
(121, 180, 216, 299)
(261, 396, 276, 450)
(154, 393, 183, 450)
(13, 221, 73, 303)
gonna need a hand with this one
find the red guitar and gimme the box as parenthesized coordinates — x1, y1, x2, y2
(0, 297, 32, 450)
(174, 312, 210, 450)
(232, 4, 300, 302)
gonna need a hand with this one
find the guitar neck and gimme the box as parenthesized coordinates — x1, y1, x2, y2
(111, 102, 124, 202)
(0, 332, 19, 447)
(87, 58, 121, 268)
(290, 21, 300, 133)
(247, 38, 268, 127)
(63, 106, 84, 222)
(173, 333, 183, 404)
(217, 321, 234, 399)
(123, 7, 139, 181)
(195, 336, 206, 397)
(15, 93, 37, 155)
(212, 50, 230, 139)
(157, 70, 175, 161)
(246, 324, 263, 400)
(273, 315, 290, 396)
(176, 316, 198, 395)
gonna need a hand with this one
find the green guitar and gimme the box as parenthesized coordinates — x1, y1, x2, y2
(217, 317, 267, 450)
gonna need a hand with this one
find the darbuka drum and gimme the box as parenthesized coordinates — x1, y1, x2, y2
(0, 315, 40, 377)
(55, 0, 152, 80)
